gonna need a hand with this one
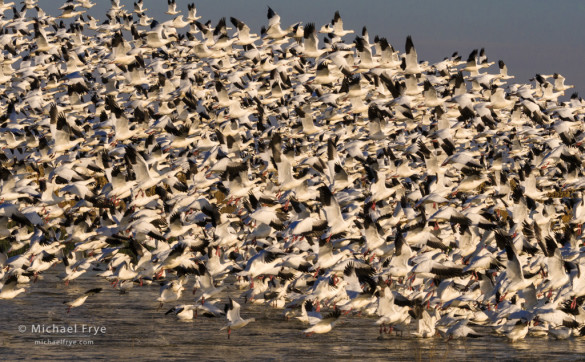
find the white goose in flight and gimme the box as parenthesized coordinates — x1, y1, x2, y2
(221, 297, 255, 339)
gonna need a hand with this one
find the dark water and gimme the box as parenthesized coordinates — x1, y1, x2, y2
(2, 269, 585, 360)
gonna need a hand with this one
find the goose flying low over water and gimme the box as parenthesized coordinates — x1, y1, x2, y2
(303, 309, 342, 336)
(64, 288, 102, 313)
(0, 275, 26, 300)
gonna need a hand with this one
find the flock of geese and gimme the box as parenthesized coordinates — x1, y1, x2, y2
(2, 0, 585, 342)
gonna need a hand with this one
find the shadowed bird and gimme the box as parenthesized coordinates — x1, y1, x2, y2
(64, 288, 102, 313)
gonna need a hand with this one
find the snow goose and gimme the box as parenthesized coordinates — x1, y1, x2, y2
(230, 17, 259, 46)
(295, 300, 323, 325)
(193, 268, 226, 303)
(165, 0, 179, 15)
(385, 228, 413, 278)
(262, 7, 292, 41)
(375, 286, 411, 335)
(498, 320, 530, 342)
(187, 3, 200, 21)
(60, 250, 93, 285)
(245, 193, 288, 231)
(239, 250, 283, 279)
(402, 36, 423, 74)
(496, 233, 540, 301)
(64, 288, 102, 313)
(165, 304, 197, 321)
(308, 61, 338, 86)
(317, 185, 357, 239)
(311, 240, 353, 274)
(221, 297, 255, 339)
(301, 23, 325, 59)
(303, 309, 341, 336)
(354, 36, 377, 71)
(110, 260, 139, 288)
(29, 251, 60, 280)
(146, 22, 178, 48)
(133, 0, 147, 14)
(320, 11, 354, 37)
(439, 319, 483, 340)
(338, 263, 377, 314)
(157, 280, 185, 308)
(124, 146, 169, 192)
(463, 49, 494, 76)
(166, 302, 224, 321)
(553, 73, 573, 93)
(489, 87, 515, 110)
(0, 275, 26, 299)
(412, 305, 438, 338)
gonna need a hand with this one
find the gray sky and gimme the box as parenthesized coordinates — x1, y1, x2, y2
(39, 0, 585, 97)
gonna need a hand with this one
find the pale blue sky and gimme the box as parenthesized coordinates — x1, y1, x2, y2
(39, 0, 585, 96)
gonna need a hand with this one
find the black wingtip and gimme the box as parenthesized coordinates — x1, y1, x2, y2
(318, 185, 333, 206)
(267, 6, 276, 19)
(85, 287, 102, 295)
(405, 35, 414, 53)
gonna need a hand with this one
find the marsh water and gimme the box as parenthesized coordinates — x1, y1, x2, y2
(2, 268, 585, 360)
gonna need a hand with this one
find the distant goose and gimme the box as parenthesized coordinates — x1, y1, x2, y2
(319, 11, 354, 37)
(165, 304, 224, 321)
(402, 36, 423, 74)
(187, 3, 201, 21)
(166, 0, 179, 15)
(64, 288, 102, 313)
(439, 319, 483, 340)
(262, 6, 295, 41)
(230, 17, 259, 46)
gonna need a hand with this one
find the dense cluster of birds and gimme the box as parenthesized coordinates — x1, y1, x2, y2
(3, 0, 585, 342)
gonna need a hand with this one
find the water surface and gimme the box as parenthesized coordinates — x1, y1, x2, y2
(2, 269, 585, 360)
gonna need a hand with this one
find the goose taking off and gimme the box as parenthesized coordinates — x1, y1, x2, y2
(221, 297, 255, 339)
